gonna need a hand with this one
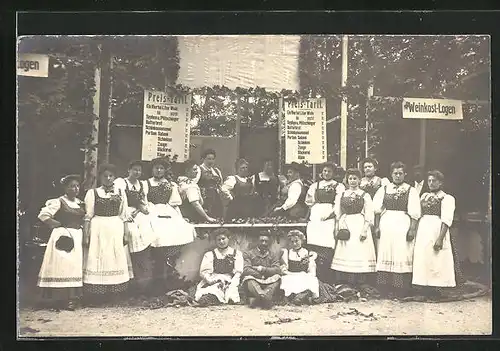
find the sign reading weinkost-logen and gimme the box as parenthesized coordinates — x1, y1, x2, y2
(142, 90, 191, 162)
(17, 53, 49, 77)
(284, 98, 327, 164)
(402, 98, 463, 120)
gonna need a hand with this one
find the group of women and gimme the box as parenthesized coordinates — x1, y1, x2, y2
(34, 148, 460, 310)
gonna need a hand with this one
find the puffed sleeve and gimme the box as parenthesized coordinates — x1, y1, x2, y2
(114, 178, 127, 192)
(281, 182, 302, 210)
(186, 184, 202, 203)
(308, 251, 318, 276)
(38, 198, 61, 222)
(362, 192, 374, 225)
(373, 186, 385, 214)
(193, 165, 202, 184)
(441, 194, 456, 227)
(305, 182, 317, 207)
(84, 189, 95, 221)
(199, 251, 215, 282)
(334, 182, 346, 218)
(118, 187, 128, 221)
(407, 186, 421, 220)
(142, 180, 149, 199)
(381, 177, 391, 187)
(221, 176, 237, 200)
(233, 249, 244, 276)
(168, 183, 183, 207)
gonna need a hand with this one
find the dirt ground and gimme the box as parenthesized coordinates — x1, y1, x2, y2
(18, 295, 491, 337)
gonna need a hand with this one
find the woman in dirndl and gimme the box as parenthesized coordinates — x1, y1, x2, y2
(254, 159, 280, 217)
(144, 158, 197, 292)
(359, 158, 390, 256)
(273, 162, 308, 220)
(305, 162, 345, 283)
(178, 159, 218, 223)
(194, 228, 244, 306)
(412, 170, 457, 297)
(114, 160, 154, 296)
(331, 168, 377, 287)
(83, 164, 133, 303)
(280, 230, 319, 305)
(36, 175, 85, 310)
(221, 158, 259, 221)
(373, 161, 421, 298)
(194, 149, 224, 219)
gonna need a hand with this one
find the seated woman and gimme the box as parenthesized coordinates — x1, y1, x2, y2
(330, 168, 377, 287)
(144, 158, 197, 292)
(178, 160, 218, 223)
(254, 159, 280, 216)
(36, 174, 85, 311)
(412, 170, 457, 297)
(194, 228, 244, 306)
(221, 158, 259, 221)
(273, 162, 307, 220)
(280, 230, 319, 305)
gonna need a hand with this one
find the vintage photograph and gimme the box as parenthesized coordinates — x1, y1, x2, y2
(17, 34, 491, 337)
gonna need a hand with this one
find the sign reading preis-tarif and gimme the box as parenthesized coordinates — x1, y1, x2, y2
(142, 90, 191, 162)
(284, 98, 327, 164)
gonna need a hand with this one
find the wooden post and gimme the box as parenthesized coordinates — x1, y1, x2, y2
(365, 82, 374, 158)
(340, 35, 349, 169)
(97, 44, 112, 167)
(419, 119, 427, 168)
(104, 56, 114, 165)
(312, 164, 317, 182)
(278, 96, 284, 175)
(235, 95, 242, 159)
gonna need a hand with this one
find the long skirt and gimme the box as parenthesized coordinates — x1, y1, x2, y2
(412, 215, 456, 287)
(149, 204, 197, 248)
(280, 272, 320, 298)
(225, 195, 258, 221)
(125, 206, 154, 253)
(195, 274, 240, 304)
(376, 210, 414, 290)
(83, 216, 133, 295)
(331, 213, 377, 273)
(129, 246, 153, 293)
(306, 219, 336, 249)
(37, 227, 84, 301)
(201, 187, 223, 219)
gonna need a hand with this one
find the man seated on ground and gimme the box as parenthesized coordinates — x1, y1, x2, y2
(241, 231, 282, 309)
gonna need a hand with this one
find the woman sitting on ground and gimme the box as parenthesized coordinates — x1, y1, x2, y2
(280, 230, 319, 305)
(194, 228, 244, 306)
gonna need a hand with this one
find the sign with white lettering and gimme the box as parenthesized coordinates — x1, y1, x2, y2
(142, 90, 191, 162)
(284, 98, 327, 164)
(402, 97, 463, 120)
(17, 53, 49, 77)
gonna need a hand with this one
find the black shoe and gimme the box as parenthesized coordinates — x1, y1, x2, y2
(260, 297, 274, 310)
(248, 297, 258, 308)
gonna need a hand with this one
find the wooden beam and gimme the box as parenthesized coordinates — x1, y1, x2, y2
(340, 35, 348, 169)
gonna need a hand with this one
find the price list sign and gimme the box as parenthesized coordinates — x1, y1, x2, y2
(142, 90, 191, 162)
(284, 98, 327, 164)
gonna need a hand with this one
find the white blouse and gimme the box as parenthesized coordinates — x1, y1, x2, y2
(199, 247, 244, 282)
(142, 178, 183, 207)
(339, 188, 375, 225)
(84, 186, 128, 221)
(281, 179, 303, 211)
(221, 175, 256, 201)
(373, 182, 421, 220)
(305, 179, 345, 208)
(38, 196, 83, 222)
(178, 176, 203, 204)
(420, 190, 455, 227)
(281, 247, 317, 276)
